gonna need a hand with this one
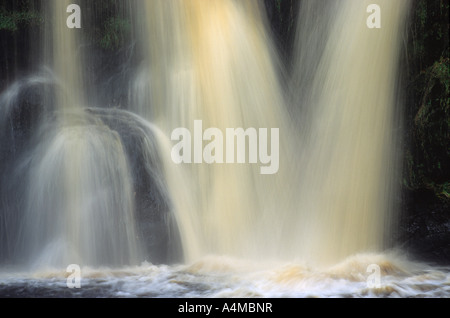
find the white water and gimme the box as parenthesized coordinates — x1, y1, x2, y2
(3, 1, 142, 268)
(290, 0, 410, 265)
(133, 0, 411, 266)
(0, 0, 448, 299)
(18, 121, 139, 268)
(134, 0, 297, 261)
(0, 254, 448, 298)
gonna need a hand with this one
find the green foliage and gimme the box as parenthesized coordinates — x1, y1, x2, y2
(99, 17, 131, 50)
(78, 0, 132, 50)
(442, 182, 450, 199)
(407, 57, 449, 195)
(0, 10, 42, 31)
(404, 0, 450, 202)
(409, 0, 449, 70)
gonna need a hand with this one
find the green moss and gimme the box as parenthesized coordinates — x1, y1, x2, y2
(405, 0, 449, 203)
(0, 10, 42, 31)
(442, 182, 450, 199)
(99, 17, 131, 50)
(409, 57, 449, 194)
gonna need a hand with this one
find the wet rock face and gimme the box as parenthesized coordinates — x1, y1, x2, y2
(87, 108, 183, 264)
(399, 189, 450, 265)
(0, 80, 183, 266)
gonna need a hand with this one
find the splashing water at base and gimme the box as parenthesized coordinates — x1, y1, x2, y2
(17, 119, 140, 268)
(133, 0, 413, 266)
(0, 254, 448, 298)
(1, 0, 448, 299)
(133, 0, 298, 261)
(289, 0, 411, 265)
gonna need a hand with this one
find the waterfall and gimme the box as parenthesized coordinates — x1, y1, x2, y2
(133, 0, 298, 261)
(0, 0, 411, 269)
(1, 1, 142, 268)
(290, 0, 410, 265)
(133, 0, 410, 265)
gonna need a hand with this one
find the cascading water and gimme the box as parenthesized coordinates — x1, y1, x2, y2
(0, 1, 154, 269)
(133, 0, 299, 261)
(290, 0, 411, 265)
(0, 0, 448, 298)
(45, 0, 84, 113)
(15, 0, 141, 268)
(134, 0, 409, 266)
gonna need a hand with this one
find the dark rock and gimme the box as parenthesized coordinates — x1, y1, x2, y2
(398, 188, 450, 265)
(87, 107, 183, 264)
(0, 78, 183, 265)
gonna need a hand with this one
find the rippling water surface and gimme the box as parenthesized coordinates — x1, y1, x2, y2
(1, 254, 448, 298)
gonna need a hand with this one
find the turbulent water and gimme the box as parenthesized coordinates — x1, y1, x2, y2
(0, 254, 449, 298)
(133, 0, 298, 261)
(0, 0, 449, 298)
(289, 0, 409, 265)
(132, 0, 411, 265)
